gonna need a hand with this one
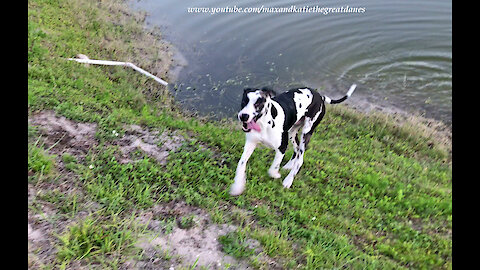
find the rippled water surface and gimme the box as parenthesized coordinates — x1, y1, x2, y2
(131, 0, 451, 124)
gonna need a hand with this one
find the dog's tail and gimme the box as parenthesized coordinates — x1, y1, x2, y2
(324, 84, 357, 104)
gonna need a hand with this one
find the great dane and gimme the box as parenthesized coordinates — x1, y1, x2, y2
(230, 84, 357, 196)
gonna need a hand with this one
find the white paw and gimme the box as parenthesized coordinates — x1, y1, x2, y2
(229, 183, 245, 196)
(282, 160, 294, 170)
(282, 177, 293, 189)
(268, 170, 281, 179)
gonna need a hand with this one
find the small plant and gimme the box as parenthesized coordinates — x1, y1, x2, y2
(37, 190, 79, 216)
(28, 142, 56, 178)
(178, 215, 196, 230)
(62, 153, 78, 171)
(218, 231, 255, 259)
(56, 216, 134, 263)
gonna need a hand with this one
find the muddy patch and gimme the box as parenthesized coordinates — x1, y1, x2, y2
(132, 201, 256, 269)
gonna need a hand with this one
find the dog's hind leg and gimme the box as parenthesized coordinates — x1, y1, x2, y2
(282, 113, 324, 188)
(282, 126, 301, 170)
(268, 149, 285, 179)
(282, 131, 311, 188)
(230, 140, 257, 196)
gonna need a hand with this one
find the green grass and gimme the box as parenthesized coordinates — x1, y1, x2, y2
(28, 0, 452, 269)
(28, 143, 56, 176)
(219, 230, 256, 259)
(56, 214, 138, 264)
(28, 131, 57, 182)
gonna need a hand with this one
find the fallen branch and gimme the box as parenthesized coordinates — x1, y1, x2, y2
(67, 55, 168, 86)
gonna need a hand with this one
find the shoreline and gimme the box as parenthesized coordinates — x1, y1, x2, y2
(128, 0, 451, 131)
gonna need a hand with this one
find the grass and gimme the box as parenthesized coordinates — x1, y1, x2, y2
(219, 230, 256, 259)
(28, 0, 452, 269)
(56, 213, 139, 265)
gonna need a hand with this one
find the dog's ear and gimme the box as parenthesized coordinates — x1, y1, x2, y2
(260, 87, 276, 98)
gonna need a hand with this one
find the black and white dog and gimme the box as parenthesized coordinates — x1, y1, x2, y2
(230, 84, 357, 196)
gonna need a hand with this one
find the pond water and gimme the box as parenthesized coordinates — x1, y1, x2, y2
(130, 0, 451, 125)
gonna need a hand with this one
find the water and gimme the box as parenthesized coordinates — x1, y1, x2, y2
(130, 0, 452, 125)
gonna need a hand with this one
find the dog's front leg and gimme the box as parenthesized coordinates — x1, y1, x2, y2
(268, 150, 284, 179)
(230, 140, 257, 196)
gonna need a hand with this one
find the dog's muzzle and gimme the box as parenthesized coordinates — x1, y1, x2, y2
(239, 113, 261, 132)
(239, 113, 251, 132)
(241, 119, 261, 132)
(239, 113, 249, 122)
(241, 122, 251, 132)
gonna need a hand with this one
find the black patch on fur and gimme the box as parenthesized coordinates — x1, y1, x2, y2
(255, 97, 266, 107)
(303, 98, 326, 149)
(330, 95, 348, 104)
(254, 97, 266, 113)
(272, 121, 275, 128)
(279, 131, 289, 154)
(241, 88, 257, 109)
(305, 90, 323, 119)
(271, 105, 278, 119)
(272, 88, 304, 133)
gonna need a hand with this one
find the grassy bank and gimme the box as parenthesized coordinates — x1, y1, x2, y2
(28, 0, 452, 269)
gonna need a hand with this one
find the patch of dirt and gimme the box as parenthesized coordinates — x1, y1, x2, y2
(28, 220, 53, 269)
(29, 110, 185, 165)
(115, 124, 184, 164)
(29, 110, 98, 159)
(132, 201, 255, 270)
(28, 184, 69, 268)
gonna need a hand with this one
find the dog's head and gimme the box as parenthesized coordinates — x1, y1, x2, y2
(238, 87, 276, 132)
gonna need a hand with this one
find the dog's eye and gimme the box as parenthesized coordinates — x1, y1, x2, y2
(254, 98, 265, 109)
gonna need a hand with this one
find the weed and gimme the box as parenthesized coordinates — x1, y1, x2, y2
(37, 189, 79, 216)
(178, 215, 196, 230)
(56, 216, 135, 264)
(28, 141, 56, 180)
(219, 231, 256, 259)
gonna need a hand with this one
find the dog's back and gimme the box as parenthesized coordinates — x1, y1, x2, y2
(272, 87, 325, 132)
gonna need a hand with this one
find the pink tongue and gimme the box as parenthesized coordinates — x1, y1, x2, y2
(247, 121, 261, 132)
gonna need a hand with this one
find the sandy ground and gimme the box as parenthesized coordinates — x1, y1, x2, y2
(132, 201, 254, 269)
